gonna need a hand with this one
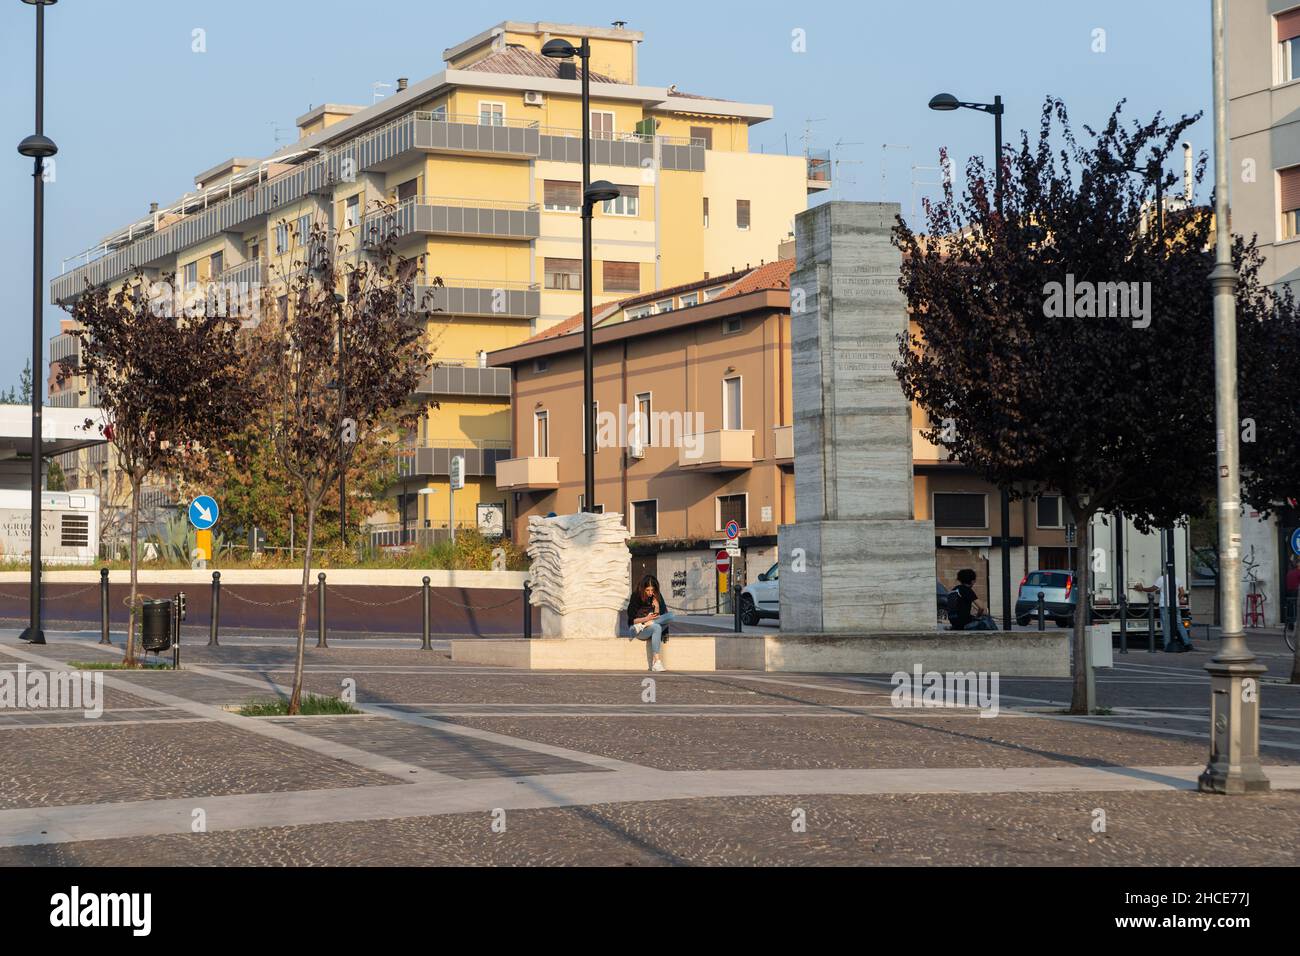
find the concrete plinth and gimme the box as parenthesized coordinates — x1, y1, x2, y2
(450, 636, 763, 671)
(449, 631, 1067, 676)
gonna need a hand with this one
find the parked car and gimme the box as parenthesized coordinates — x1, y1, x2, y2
(740, 563, 949, 625)
(1015, 570, 1077, 627)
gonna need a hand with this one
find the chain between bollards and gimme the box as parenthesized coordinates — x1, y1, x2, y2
(317, 572, 328, 648)
(99, 568, 111, 645)
(208, 571, 221, 647)
(421, 576, 431, 650)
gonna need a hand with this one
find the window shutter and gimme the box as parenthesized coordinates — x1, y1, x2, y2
(1282, 166, 1300, 213)
(689, 126, 713, 149)
(736, 199, 751, 229)
(1279, 8, 1300, 43)
(544, 180, 581, 207)
(603, 260, 640, 292)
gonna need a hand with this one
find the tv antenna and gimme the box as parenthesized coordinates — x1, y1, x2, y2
(371, 81, 392, 103)
(881, 144, 910, 198)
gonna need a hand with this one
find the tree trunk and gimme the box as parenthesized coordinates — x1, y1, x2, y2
(287, 502, 317, 715)
(124, 476, 141, 667)
(1067, 504, 1094, 714)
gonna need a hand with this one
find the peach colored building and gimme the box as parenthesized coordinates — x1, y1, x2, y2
(491, 259, 1081, 618)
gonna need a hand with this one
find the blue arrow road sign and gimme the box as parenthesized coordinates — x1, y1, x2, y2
(189, 495, 219, 530)
(1291, 527, 1300, 557)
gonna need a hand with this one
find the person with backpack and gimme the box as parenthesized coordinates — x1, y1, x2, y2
(627, 574, 675, 671)
(947, 568, 998, 631)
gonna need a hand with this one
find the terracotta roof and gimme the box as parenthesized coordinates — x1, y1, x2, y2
(520, 257, 795, 347)
(461, 47, 616, 83)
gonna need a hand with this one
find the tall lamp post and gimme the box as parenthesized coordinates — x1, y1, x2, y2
(17, 0, 58, 646)
(541, 37, 619, 513)
(928, 91, 1012, 630)
(1201, 0, 1269, 794)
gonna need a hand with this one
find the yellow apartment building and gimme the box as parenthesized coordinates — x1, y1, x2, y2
(50, 20, 820, 544)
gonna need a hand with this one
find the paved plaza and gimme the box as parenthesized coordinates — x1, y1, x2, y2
(1, 629, 1298, 866)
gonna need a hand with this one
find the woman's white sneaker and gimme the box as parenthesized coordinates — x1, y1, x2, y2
(651, 659, 666, 672)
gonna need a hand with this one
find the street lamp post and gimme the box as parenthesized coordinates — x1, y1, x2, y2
(1200, 0, 1269, 794)
(17, 0, 59, 646)
(542, 37, 619, 513)
(929, 91, 1012, 630)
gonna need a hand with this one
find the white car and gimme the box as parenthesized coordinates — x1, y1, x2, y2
(740, 563, 780, 625)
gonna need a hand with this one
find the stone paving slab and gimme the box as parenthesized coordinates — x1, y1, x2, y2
(266, 716, 609, 780)
(0, 707, 196, 728)
(433, 712, 1297, 772)
(0, 720, 397, 810)
(1, 788, 1295, 866)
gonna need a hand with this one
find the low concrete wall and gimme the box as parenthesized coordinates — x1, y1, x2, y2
(756, 631, 1071, 676)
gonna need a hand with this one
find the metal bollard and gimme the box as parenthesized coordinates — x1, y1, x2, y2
(317, 572, 328, 648)
(1118, 594, 1128, 654)
(209, 571, 221, 647)
(421, 576, 431, 650)
(1036, 591, 1045, 631)
(1146, 592, 1156, 652)
(523, 580, 532, 640)
(733, 578, 742, 633)
(99, 568, 111, 645)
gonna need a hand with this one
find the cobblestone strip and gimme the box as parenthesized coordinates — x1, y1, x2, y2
(3, 763, 1298, 849)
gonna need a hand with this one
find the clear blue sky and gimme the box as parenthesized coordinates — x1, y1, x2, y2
(0, 0, 1210, 392)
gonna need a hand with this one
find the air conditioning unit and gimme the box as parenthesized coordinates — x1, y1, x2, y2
(940, 535, 993, 547)
(523, 91, 545, 107)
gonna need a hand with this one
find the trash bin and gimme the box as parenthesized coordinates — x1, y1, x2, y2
(141, 599, 174, 652)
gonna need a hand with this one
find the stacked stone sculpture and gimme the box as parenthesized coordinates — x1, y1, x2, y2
(527, 512, 631, 638)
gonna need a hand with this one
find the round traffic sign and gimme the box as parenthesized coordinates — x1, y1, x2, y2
(725, 520, 740, 540)
(716, 550, 730, 574)
(1291, 527, 1300, 557)
(188, 495, 219, 530)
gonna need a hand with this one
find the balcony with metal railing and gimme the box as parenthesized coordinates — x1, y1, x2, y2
(413, 276, 540, 319)
(219, 256, 265, 287)
(393, 438, 512, 478)
(365, 195, 539, 243)
(417, 357, 511, 397)
(50, 105, 702, 304)
(806, 149, 832, 192)
(49, 332, 80, 366)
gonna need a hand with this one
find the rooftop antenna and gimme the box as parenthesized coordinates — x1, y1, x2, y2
(371, 81, 391, 103)
(911, 163, 945, 223)
(834, 157, 864, 200)
(269, 121, 289, 146)
(881, 143, 910, 198)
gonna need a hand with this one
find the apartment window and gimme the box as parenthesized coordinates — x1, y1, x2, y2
(655, 299, 674, 314)
(544, 257, 582, 290)
(591, 110, 615, 140)
(297, 214, 311, 245)
(1036, 495, 1070, 529)
(933, 492, 987, 529)
(603, 260, 640, 293)
(625, 305, 653, 320)
(209, 251, 223, 279)
(431, 104, 448, 120)
(246, 237, 260, 261)
(702, 196, 709, 228)
(679, 292, 699, 307)
(581, 400, 599, 453)
(344, 194, 360, 229)
(1282, 166, 1300, 239)
(690, 125, 713, 150)
(633, 392, 652, 452)
(183, 261, 198, 286)
(736, 199, 751, 231)
(722, 316, 743, 335)
(723, 376, 743, 430)
(277, 294, 288, 319)
(602, 184, 637, 216)
(274, 223, 290, 254)
(479, 101, 505, 126)
(544, 179, 581, 212)
(632, 499, 658, 536)
(396, 178, 418, 203)
(1280, 9, 1300, 82)
(703, 285, 726, 301)
(717, 494, 746, 531)
(533, 357, 549, 373)
(534, 410, 549, 457)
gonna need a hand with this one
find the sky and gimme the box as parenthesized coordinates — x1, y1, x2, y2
(0, 0, 1212, 393)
